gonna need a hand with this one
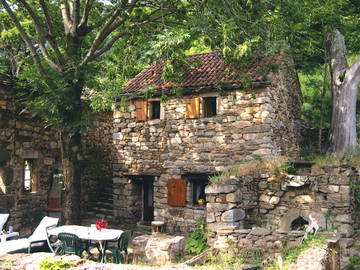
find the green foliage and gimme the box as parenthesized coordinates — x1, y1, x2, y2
(207, 244, 263, 269)
(160, 95, 169, 103)
(185, 218, 209, 254)
(209, 156, 290, 184)
(279, 234, 325, 266)
(273, 162, 297, 175)
(299, 70, 332, 128)
(346, 255, 360, 270)
(141, 85, 154, 100)
(39, 257, 76, 270)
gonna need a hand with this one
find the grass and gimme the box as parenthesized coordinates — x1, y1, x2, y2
(200, 244, 264, 270)
(265, 234, 326, 270)
(209, 156, 293, 184)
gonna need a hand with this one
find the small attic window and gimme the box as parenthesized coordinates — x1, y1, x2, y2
(150, 101, 160, 119)
(203, 97, 217, 117)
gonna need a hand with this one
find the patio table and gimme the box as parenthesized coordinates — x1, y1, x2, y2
(48, 225, 123, 262)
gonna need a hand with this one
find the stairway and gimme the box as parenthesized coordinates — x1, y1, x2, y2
(82, 178, 114, 224)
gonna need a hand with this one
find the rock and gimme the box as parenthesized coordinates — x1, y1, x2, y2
(281, 175, 310, 190)
(339, 224, 354, 237)
(335, 214, 352, 224)
(221, 209, 246, 222)
(205, 184, 238, 194)
(241, 264, 262, 270)
(144, 235, 185, 265)
(269, 196, 280, 205)
(226, 193, 242, 202)
(250, 227, 271, 236)
(339, 238, 354, 248)
(207, 212, 216, 223)
(207, 203, 237, 212)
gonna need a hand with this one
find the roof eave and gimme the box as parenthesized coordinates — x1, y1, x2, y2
(116, 81, 271, 101)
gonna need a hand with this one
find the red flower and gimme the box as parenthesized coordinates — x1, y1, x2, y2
(95, 218, 108, 231)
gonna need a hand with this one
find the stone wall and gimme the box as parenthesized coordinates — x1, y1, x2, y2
(0, 77, 61, 233)
(205, 165, 359, 268)
(112, 68, 301, 231)
(81, 111, 116, 220)
(0, 77, 116, 230)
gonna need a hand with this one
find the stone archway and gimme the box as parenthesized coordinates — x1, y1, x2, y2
(280, 208, 326, 231)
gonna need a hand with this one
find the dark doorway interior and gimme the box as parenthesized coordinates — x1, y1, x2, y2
(291, 216, 309, 231)
(130, 175, 155, 223)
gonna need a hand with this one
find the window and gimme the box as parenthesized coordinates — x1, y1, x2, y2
(149, 101, 160, 119)
(134, 100, 162, 120)
(203, 97, 217, 117)
(184, 174, 209, 205)
(24, 160, 32, 192)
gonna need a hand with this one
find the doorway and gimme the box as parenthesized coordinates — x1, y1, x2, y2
(131, 175, 156, 223)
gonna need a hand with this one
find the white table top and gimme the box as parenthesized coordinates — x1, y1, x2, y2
(48, 225, 123, 241)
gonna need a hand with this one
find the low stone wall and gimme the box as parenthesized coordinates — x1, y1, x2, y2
(205, 165, 359, 268)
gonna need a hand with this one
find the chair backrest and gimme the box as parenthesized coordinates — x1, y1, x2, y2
(58, 232, 79, 255)
(29, 216, 59, 241)
(0, 214, 9, 231)
(118, 231, 132, 252)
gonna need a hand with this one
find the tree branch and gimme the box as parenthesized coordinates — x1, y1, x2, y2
(60, 1, 72, 34)
(39, 0, 65, 65)
(17, 0, 63, 71)
(78, 0, 93, 30)
(0, 0, 47, 78)
(346, 55, 360, 88)
(70, 0, 80, 34)
(328, 29, 348, 87)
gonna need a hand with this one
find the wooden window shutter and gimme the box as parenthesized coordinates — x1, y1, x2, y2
(186, 97, 200, 119)
(168, 179, 187, 207)
(135, 100, 147, 121)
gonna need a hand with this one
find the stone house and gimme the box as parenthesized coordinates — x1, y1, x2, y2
(0, 74, 62, 232)
(111, 51, 302, 232)
(0, 74, 114, 232)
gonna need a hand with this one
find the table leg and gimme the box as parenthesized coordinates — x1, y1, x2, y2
(98, 240, 107, 263)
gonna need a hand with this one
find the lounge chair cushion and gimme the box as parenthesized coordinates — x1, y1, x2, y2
(0, 216, 59, 254)
(0, 214, 9, 231)
(28, 216, 59, 241)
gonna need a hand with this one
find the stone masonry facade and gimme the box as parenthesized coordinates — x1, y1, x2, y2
(0, 76, 61, 233)
(111, 52, 302, 232)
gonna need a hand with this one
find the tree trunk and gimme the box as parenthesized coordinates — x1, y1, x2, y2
(59, 79, 84, 225)
(60, 131, 82, 225)
(328, 30, 358, 155)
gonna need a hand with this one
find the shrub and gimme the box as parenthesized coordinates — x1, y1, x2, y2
(39, 257, 76, 270)
(185, 218, 209, 254)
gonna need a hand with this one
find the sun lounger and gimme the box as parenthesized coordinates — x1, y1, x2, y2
(0, 216, 59, 254)
(0, 214, 9, 231)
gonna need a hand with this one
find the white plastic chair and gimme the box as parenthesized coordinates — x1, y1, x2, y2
(0, 216, 59, 254)
(0, 214, 9, 231)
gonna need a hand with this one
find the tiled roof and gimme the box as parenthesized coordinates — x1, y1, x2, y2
(123, 51, 278, 93)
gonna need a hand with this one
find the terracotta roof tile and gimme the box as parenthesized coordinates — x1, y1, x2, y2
(123, 51, 279, 93)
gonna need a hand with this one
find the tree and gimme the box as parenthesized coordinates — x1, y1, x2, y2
(194, 0, 360, 155)
(0, 0, 191, 224)
(327, 30, 360, 154)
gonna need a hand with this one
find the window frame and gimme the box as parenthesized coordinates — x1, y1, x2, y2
(203, 96, 217, 117)
(149, 100, 161, 120)
(23, 159, 38, 193)
(183, 174, 209, 206)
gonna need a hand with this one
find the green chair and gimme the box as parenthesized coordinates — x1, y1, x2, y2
(103, 231, 133, 264)
(57, 232, 87, 257)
